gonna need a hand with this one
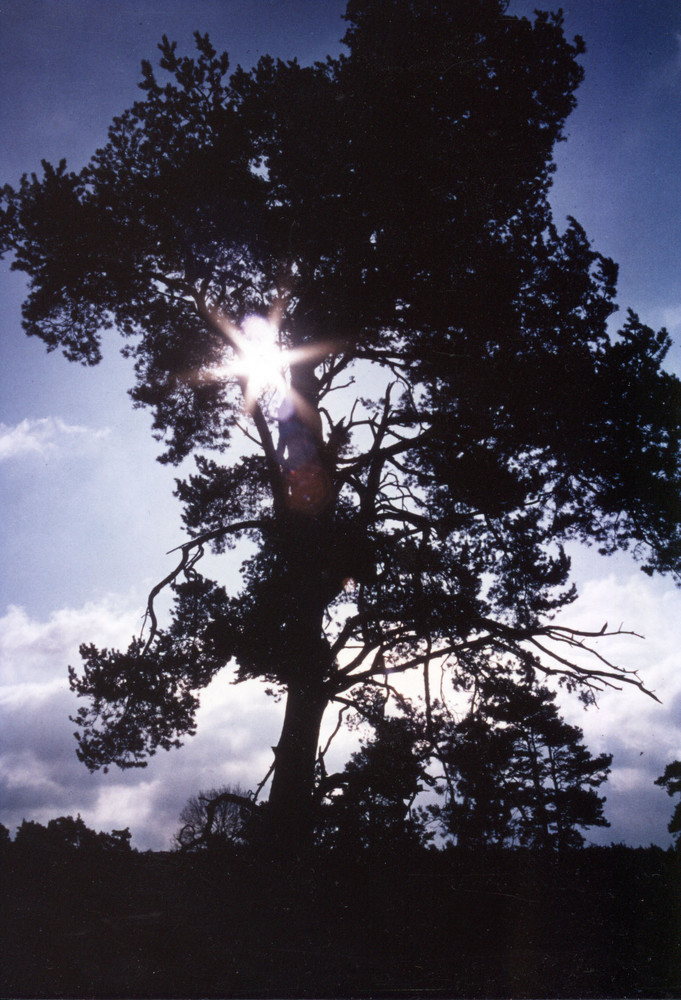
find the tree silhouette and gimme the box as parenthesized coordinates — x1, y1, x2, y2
(12, 816, 132, 854)
(318, 712, 434, 855)
(174, 783, 254, 851)
(655, 761, 681, 848)
(438, 676, 611, 852)
(2, 1, 680, 854)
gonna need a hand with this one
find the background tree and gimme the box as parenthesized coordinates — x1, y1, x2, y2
(437, 673, 612, 853)
(174, 783, 253, 851)
(655, 761, 681, 849)
(317, 710, 434, 856)
(436, 712, 518, 850)
(1, 1, 680, 854)
(12, 816, 132, 854)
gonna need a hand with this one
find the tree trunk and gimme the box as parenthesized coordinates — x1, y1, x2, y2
(266, 677, 328, 858)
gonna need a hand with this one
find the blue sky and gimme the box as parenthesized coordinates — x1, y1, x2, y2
(1, 0, 680, 850)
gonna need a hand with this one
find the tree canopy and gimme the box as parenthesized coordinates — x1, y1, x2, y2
(436, 676, 612, 853)
(655, 761, 681, 848)
(2, 0, 680, 852)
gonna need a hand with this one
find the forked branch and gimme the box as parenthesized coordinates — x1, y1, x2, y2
(142, 519, 264, 651)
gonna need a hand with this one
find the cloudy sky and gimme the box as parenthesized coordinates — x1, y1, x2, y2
(1, 0, 680, 851)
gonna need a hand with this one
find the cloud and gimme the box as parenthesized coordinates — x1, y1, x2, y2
(551, 567, 681, 847)
(0, 599, 141, 687)
(1, 566, 680, 850)
(0, 596, 139, 836)
(0, 416, 109, 462)
(0, 596, 287, 849)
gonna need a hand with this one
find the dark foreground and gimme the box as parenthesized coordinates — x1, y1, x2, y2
(2, 843, 680, 998)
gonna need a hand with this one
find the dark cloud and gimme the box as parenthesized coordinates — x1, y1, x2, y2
(0, 685, 102, 833)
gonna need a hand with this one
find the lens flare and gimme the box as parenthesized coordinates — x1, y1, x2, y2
(209, 314, 289, 411)
(204, 309, 340, 421)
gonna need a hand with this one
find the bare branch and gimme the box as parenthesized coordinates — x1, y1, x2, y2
(253, 756, 276, 804)
(140, 519, 265, 651)
(166, 519, 265, 555)
(318, 704, 349, 769)
(332, 614, 659, 701)
(141, 545, 192, 652)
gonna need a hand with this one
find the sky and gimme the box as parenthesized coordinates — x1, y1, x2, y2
(0, 0, 680, 851)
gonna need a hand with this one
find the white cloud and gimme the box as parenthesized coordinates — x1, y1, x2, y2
(0, 598, 141, 687)
(0, 596, 287, 849)
(551, 567, 681, 846)
(0, 416, 109, 462)
(554, 570, 681, 723)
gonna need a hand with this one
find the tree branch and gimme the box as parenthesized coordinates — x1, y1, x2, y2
(141, 519, 265, 651)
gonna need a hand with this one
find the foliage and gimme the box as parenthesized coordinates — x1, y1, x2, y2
(655, 761, 681, 847)
(1, 1, 680, 846)
(436, 674, 612, 852)
(12, 815, 132, 853)
(317, 713, 434, 854)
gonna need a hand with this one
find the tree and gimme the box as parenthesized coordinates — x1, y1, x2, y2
(174, 783, 254, 851)
(437, 675, 612, 853)
(436, 713, 518, 850)
(1, 2, 680, 855)
(317, 711, 434, 855)
(655, 761, 681, 848)
(13, 815, 132, 853)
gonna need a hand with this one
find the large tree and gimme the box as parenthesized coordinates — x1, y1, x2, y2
(2, 1, 680, 855)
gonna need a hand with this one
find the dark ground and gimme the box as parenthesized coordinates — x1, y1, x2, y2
(1, 842, 680, 998)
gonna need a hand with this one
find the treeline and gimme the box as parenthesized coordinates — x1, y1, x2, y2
(0, 814, 132, 855)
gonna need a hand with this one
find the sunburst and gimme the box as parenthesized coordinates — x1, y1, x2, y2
(208, 312, 336, 417)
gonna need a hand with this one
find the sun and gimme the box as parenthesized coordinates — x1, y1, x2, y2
(230, 315, 290, 405)
(207, 314, 291, 411)
(203, 309, 341, 424)
(206, 311, 339, 418)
